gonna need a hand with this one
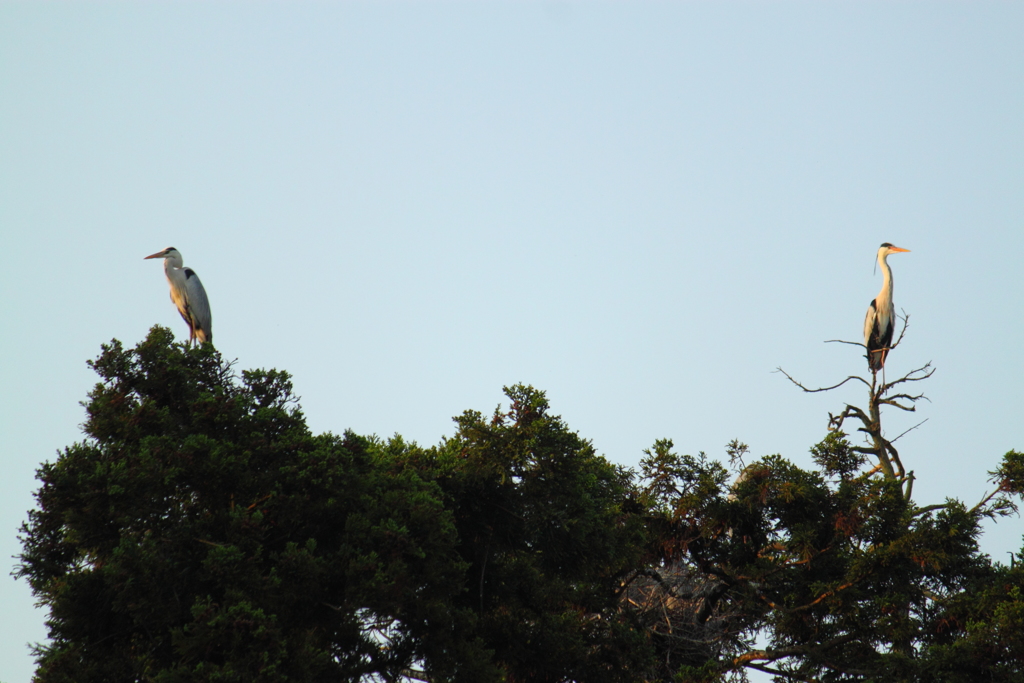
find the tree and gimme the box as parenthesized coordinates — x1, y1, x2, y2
(419, 384, 655, 682)
(17, 327, 482, 682)
(17, 324, 1024, 682)
(629, 319, 1024, 682)
(17, 328, 654, 682)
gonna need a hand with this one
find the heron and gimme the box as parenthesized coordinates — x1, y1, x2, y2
(863, 242, 909, 373)
(144, 247, 213, 345)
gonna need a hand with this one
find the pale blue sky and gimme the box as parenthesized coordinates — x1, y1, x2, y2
(2, 3, 1022, 681)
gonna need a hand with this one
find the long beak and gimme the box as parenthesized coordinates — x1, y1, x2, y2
(891, 247, 910, 253)
(144, 250, 167, 260)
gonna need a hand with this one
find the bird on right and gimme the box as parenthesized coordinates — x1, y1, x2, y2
(863, 242, 910, 373)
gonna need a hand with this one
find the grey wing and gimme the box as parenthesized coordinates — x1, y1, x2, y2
(863, 299, 877, 348)
(183, 269, 213, 343)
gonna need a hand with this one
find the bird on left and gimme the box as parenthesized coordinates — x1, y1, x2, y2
(144, 247, 213, 345)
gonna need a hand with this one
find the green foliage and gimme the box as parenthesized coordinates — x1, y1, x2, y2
(637, 434, 1024, 682)
(810, 430, 868, 479)
(18, 328, 654, 683)
(424, 383, 654, 682)
(993, 450, 1024, 496)
(16, 328, 1024, 682)
(18, 327, 474, 682)
(920, 561, 1024, 683)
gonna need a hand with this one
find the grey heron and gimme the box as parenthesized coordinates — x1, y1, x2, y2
(144, 247, 213, 345)
(863, 243, 909, 373)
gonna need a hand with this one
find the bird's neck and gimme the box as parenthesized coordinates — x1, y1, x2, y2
(878, 253, 893, 302)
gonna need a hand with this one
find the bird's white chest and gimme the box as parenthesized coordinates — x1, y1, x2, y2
(165, 269, 191, 309)
(876, 298, 894, 330)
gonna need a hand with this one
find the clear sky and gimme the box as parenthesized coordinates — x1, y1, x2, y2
(1, 3, 1022, 681)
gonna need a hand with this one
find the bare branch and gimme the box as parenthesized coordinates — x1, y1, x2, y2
(880, 362, 935, 394)
(885, 442, 906, 479)
(776, 367, 870, 393)
(828, 405, 871, 433)
(890, 420, 929, 444)
(781, 315, 931, 487)
(825, 339, 866, 348)
(889, 310, 911, 351)
(880, 391, 929, 405)
(879, 398, 920, 413)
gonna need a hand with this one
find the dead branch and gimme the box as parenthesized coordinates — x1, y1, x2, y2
(880, 362, 935, 395)
(884, 441, 906, 479)
(890, 310, 910, 350)
(825, 339, 866, 348)
(777, 367, 871, 393)
(878, 396, 923, 413)
(828, 404, 870, 432)
(781, 313, 931, 495)
(891, 420, 929, 444)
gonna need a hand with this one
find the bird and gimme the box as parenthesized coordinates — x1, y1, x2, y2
(144, 247, 213, 345)
(863, 242, 909, 373)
